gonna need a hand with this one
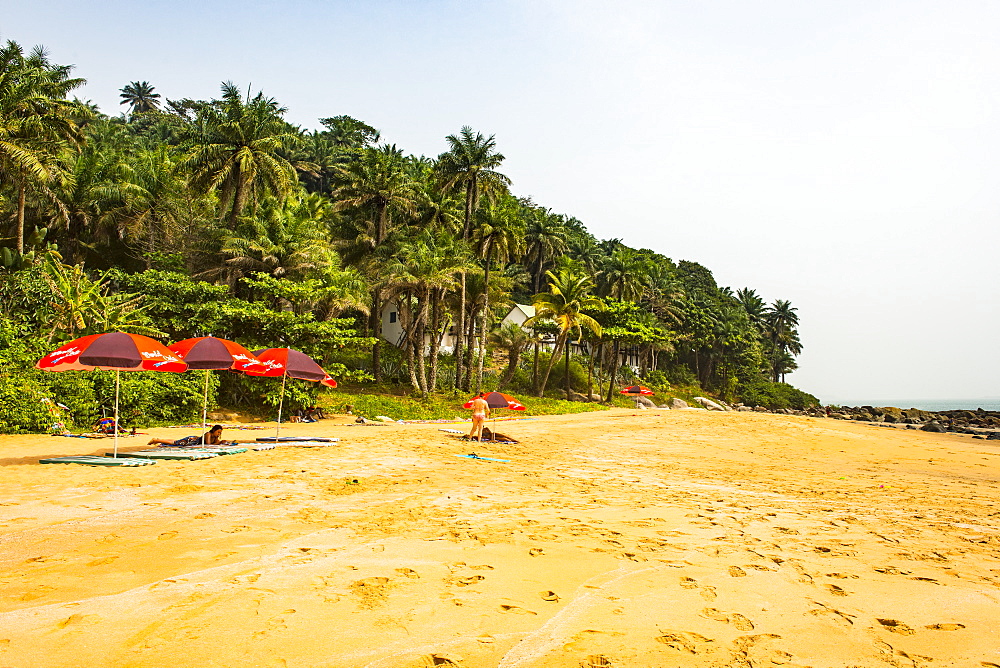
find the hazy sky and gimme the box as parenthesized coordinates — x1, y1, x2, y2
(5, 0, 999, 402)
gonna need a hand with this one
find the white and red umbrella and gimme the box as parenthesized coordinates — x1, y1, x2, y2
(168, 336, 263, 444)
(247, 348, 337, 437)
(37, 333, 187, 456)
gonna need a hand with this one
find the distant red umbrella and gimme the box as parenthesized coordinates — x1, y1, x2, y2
(248, 348, 336, 437)
(620, 385, 654, 396)
(37, 333, 187, 457)
(169, 337, 264, 444)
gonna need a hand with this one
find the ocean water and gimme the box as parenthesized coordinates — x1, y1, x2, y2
(835, 399, 1000, 412)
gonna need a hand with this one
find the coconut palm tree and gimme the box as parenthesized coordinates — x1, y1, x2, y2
(525, 267, 603, 397)
(119, 81, 161, 115)
(524, 207, 568, 293)
(489, 322, 531, 390)
(182, 82, 299, 226)
(435, 126, 511, 389)
(470, 194, 526, 389)
(333, 144, 419, 247)
(765, 299, 801, 382)
(0, 41, 84, 254)
(597, 247, 648, 302)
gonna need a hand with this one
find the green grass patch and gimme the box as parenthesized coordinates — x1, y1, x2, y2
(318, 387, 609, 421)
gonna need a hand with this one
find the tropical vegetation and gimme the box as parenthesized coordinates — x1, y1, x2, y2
(0, 39, 816, 432)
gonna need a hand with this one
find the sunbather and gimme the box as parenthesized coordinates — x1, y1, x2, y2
(147, 425, 234, 447)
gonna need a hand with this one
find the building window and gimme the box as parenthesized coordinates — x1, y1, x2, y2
(389, 311, 397, 323)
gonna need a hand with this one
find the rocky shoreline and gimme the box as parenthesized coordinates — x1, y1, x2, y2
(619, 394, 1000, 439)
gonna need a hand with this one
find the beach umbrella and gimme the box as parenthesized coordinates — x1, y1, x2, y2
(463, 392, 526, 441)
(248, 348, 336, 438)
(620, 385, 654, 396)
(37, 332, 187, 457)
(463, 392, 526, 410)
(168, 336, 263, 445)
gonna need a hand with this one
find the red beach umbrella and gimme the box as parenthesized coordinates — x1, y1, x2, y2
(620, 385, 654, 396)
(37, 332, 187, 456)
(463, 392, 526, 410)
(168, 336, 264, 444)
(247, 348, 336, 437)
(463, 392, 526, 442)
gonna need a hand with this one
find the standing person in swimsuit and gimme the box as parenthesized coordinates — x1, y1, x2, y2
(469, 393, 491, 442)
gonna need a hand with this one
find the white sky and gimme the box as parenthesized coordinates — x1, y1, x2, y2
(5, 0, 999, 403)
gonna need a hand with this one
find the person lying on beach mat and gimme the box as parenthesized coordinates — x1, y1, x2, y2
(462, 427, 518, 444)
(147, 425, 247, 447)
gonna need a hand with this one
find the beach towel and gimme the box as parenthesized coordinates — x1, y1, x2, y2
(40, 455, 155, 466)
(110, 450, 218, 461)
(454, 453, 510, 463)
(255, 436, 339, 442)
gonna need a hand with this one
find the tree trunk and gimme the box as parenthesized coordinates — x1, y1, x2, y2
(588, 342, 598, 400)
(455, 273, 465, 389)
(15, 185, 26, 255)
(537, 336, 565, 398)
(370, 289, 382, 382)
(429, 290, 446, 394)
(415, 288, 430, 396)
(531, 340, 540, 394)
(605, 340, 621, 403)
(228, 173, 248, 227)
(564, 337, 573, 399)
(462, 303, 476, 391)
(474, 243, 493, 392)
(498, 343, 522, 390)
(376, 204, 388, 245)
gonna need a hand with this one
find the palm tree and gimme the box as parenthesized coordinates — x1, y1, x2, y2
(489, 322, 531, 390)
(524, 207, 568, 293)
(598, 247, 648, 302)
(0, 41, 84, 254)
(765, 299, 801, 382)
(435, 126, 511, 389)
(183, 82, 299, 226)
(119, 81, 161, 115)
(333, 144, 419, 247)
(470, 195, 525, 390)
(736, 288, 767, 336)
(525, 267, 603, 397)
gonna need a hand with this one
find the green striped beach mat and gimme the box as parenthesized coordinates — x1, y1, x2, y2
(109, 450, 218, 461)
(40, 455, 156, 466)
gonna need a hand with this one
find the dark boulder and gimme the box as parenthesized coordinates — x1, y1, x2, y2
(921, 421, 947, 433)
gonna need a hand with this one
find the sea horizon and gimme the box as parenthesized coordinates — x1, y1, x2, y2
(827, 398, 1000, 412)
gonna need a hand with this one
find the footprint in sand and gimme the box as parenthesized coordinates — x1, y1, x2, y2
(500, 604, 537, 615)
(528, 548, 544, 557)
(395, 568, 420, 579)
(826, 584, 848, 596)
(453, 575, 485, 587)
(21, 585, 55, 601)
(583, 656, 612, 667)
(876, 618, 915, 635)
(728, 566, 747, 577)
(679, 577, 699, 589)
(87, 555, 119, 566)
(655, 630, 714, 654)
(158, 531, 178, 540)
(56, 614, 102, 629)
(420, 655, 463, 666)
(701, 608, 754, 630)
(540, 590, 560, 601)
(926, 623, 965, 630)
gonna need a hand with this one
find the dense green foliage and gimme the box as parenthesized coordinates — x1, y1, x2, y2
(0, 39, 816, 431)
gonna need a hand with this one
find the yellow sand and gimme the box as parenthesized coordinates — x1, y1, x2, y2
(1, 410, 998, 667)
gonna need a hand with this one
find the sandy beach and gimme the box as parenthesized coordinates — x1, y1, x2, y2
(1, 410, 998, 667)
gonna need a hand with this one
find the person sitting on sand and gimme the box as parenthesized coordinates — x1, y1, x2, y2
(148, 425, 228, 447)
(468, 393, 491, 442)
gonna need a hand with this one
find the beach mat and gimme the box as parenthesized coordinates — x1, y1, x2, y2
(157, 446, 249, 455)
(255, 436, 339, 442)
(40, 455, 155, 466)
(454, 453, 510, 463)
(109, 450, 218, 461)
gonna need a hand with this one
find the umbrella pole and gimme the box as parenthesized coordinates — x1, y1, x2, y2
(113, 369, 120, 458)
(201, 370, 210, 446)
(275, 374, 287, 440)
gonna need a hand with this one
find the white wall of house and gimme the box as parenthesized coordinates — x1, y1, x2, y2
(379, 301, 456, 353)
